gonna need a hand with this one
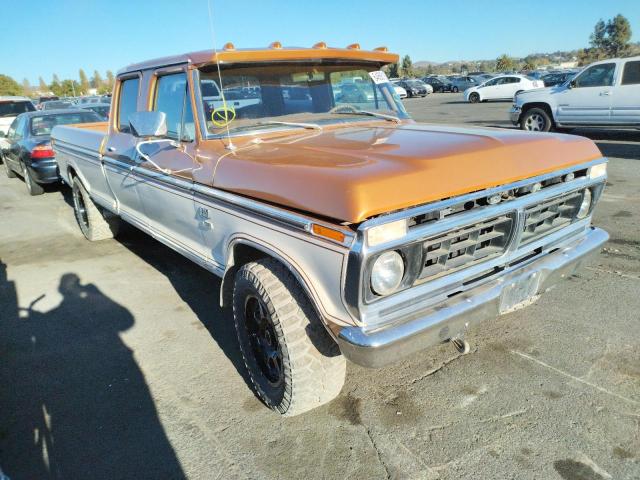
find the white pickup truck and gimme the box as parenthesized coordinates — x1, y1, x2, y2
(511, 56, 640, 131)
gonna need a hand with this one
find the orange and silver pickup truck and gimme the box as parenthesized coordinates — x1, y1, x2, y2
(51, 44, 609, 416)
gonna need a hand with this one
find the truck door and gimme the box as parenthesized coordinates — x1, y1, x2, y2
(555, 62, 616, 125)
(102, 75, 148, 227)
(134, 70, 206, 260)
(611, 59, 640, 125)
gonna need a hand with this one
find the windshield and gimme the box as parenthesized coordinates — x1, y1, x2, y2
(0, 101, 35, 118)
(197, 62, 409, 135)
(30, 112, 101, 136)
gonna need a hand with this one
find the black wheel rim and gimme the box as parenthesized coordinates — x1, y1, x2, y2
(244, 295, 283, 386)
(23, 165, 32, 190)
(73, 187, 89, 229)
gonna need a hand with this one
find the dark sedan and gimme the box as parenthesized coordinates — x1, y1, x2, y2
(394, 79, 428, 98)
(77, 102, 111, 120)
(1, 109, 102, 195)
(422, 77, 454, 93)
(541, 72, 576, 87)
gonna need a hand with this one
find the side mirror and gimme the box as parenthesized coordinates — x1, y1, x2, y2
(129, 111, 167, 138)
(568, 80, 576, 89)
(0, 131, 5, 138)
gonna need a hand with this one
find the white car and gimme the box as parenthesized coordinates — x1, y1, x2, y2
(464, 75, 543, 103)
(511, 56, 640, 131)
(393, 84, 407, 99)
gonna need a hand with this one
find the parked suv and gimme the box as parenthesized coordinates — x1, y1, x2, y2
(449, 76, 479, 93)
(511, 56, 640, 131)
(0, 96, 36, 139)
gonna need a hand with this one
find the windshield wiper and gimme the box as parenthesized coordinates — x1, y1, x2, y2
(255, 121, 322, 131)
(332, 110, 401, 123)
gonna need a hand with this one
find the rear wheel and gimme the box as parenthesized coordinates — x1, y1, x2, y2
(521, 107, 553, 132)
(469, 92, 480, 103)
(71, 176, 119, 241)
(233, 258, 346, 416)
(452, 86, 459, 93)
(22, 162, 44, 196)
(4, 158, 16, 178)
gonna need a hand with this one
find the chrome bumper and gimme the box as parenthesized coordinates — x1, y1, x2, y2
(335, 227, 608, 367)
(509, 106, 521, 124)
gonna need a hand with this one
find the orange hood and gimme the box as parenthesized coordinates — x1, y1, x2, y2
(212, 124, 602, 223)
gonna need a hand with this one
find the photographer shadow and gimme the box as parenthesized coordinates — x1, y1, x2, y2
(0, 264, 185, 479)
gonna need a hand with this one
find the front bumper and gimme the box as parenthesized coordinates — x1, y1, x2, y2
(509, 106, 521, 125)
(335, 227, 608, 367)
(27, 158, 60, 184)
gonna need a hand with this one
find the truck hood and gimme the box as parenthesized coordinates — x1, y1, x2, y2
(212, 123, 602, 223)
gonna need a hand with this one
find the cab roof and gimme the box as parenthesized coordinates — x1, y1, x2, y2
(118, 44, 399, 75)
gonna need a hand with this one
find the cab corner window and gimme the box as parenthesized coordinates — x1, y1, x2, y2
(117, 77, 140, 133)
(154, 73, 194, 142)
(621, 61, 640, 86)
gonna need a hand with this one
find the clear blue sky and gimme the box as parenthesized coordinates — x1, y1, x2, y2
(1, 0, 638, 84)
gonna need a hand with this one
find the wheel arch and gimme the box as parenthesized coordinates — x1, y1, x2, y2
(219, 238, 327, 328)
(520, 102, 555, 125)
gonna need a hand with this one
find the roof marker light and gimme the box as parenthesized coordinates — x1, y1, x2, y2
(346, 43, 360, 50)
(313, 42, 327, 49)
(269, 41, 282, 49)
(373, 46, 388, 52)
(222, 42, 235, 51)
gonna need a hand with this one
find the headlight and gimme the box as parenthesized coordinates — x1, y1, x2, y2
(589, 163, 607, 179)
(576, 189, 592, 219)
(371, 251, 404, 296)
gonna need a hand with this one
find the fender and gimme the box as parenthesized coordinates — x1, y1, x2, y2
(219, 236, 337, 337)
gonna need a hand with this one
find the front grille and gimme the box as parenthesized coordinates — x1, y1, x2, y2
(419, 214, 513, 280)
(521, 190, 583, 244)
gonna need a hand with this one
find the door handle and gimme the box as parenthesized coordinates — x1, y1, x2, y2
(599, 91, 611, 96)
(107, 147, 116, 152)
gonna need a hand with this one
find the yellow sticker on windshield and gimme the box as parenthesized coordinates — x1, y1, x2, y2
(211, 105, 236, 128)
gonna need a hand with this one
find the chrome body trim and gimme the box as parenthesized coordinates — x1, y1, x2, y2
(343, 158, 608, 328)
(336, 226, 609, 367)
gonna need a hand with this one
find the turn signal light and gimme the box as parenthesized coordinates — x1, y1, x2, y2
(31, 144, 55, 159)
(311, 224, 346, 244)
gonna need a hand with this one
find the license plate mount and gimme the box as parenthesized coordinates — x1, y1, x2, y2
(500, 273, 541, 314)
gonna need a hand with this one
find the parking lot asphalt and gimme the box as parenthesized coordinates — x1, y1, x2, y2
(1, 93, 639, 480)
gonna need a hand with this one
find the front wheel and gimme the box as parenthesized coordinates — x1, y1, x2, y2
(468, 92, 480, 103)
(233, 259, 346, 416)
(452, 86, 459, 93)
(521, 108, 553, 132)
(4, 158, 16, 178)
(72, 176, 120, 241)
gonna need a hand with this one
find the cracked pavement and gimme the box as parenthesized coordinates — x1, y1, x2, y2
(1, 94, 639, 479)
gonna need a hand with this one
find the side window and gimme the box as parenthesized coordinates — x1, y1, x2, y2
(118, 77, 140, 133)
(13, 117, 25, 140)
(621, 61, 640, 85)
(6, 118, 18, 140)
(511, 77, 521, 83)
(154, 73, 194, 142)
(574, 63, 616, 88)
(485, 79, 498, 86)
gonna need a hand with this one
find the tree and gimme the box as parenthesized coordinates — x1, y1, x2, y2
(589, 19, 607, 50)
(0, 75, 23, 95)
(105, 70, 115, 92)
(50, 74, 62, 96)
(386, 63, 399, 78)
(91, 70, 104, 90)
(606, 14, 632, 57)
(78, 69, 90, 94)
(495, 54, 515, 72)
(400, 55, 413, 77)
(38, 76, 48, 92)
(59, 79, 80, 97)
(22, 78, 32, 96)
